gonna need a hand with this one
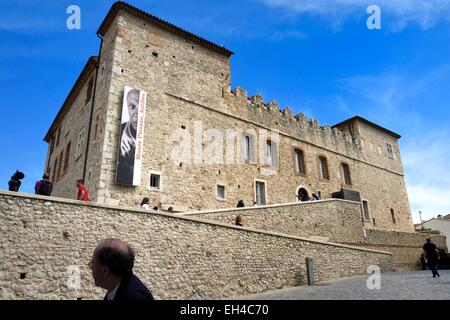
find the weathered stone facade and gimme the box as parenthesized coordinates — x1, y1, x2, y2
(186, 199, 366, 243)
(188, 200, 447, 270)
(0, 191, 394, 299)
(43, 2, 414, 236)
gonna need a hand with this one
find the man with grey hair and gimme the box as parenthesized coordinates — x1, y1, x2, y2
(89, 238, 154, 300)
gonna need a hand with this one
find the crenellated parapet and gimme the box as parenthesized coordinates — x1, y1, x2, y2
(227, 87, 361, 157)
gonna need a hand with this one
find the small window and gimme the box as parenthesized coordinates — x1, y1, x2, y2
(53, 158, 58, 181)
(390, 208, 396, 224)
(93, 114, 100, 141)
(266, 140, 274, 166)
(63, 142, 71, 173)
(56, 127, 62, 147)
(50, 137, 55, 156)
(150, 173, 161, 189)
(319, 156, 329, 180)
(255, 180, 266, 205)
(244, 135, 252, 161)
(294, 149, 305, 174)
(362, 200, 370, 221)
(85, 77, 94, 105)
(57, 150, 64, 179)
(217, 185, 225, 200)
(317, 190, 322, 198)
(386, 143, 394, 158)
(76, 128, 85, 159)
(341, 163, 351, 185)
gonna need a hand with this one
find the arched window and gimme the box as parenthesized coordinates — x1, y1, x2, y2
(297, 188, 309, 202)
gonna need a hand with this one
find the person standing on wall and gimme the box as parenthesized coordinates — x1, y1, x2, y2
(35, 173, 53, 196)
(140, 197, 150, 210)
(423, 238, 440, 278)
(76, 179, 89, 202)
(8, 170, 25, 192)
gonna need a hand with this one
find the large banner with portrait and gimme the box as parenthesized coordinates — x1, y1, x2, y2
(115, 86, 147, 186)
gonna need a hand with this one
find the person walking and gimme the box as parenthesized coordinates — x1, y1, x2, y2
(76, 179, 89, 202)
(423, 238, 440, 278)
(35, 173, 53, 196)
(89, 238, 154, 300)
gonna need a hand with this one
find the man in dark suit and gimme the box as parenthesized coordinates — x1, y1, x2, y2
(89, 238, 154, 300)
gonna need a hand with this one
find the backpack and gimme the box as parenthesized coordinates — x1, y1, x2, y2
(38, 180, 52, 196)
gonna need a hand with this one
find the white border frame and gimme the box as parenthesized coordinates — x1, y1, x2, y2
(148, 170, 162, 192)
(254, 178, 268, 205)
(361, 198, 371, 222)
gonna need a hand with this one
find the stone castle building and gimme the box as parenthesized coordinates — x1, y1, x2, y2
(43, 1, 414, 233)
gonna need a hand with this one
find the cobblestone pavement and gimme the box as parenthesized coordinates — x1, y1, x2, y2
(237, 270, 450, 300)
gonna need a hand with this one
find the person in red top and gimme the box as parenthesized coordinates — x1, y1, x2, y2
(76, 179, 89, 201)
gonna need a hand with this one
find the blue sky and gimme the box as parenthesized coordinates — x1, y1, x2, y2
(1, 0, 449, 223)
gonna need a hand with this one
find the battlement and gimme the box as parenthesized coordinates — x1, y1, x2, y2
(228, 87, 361, 158)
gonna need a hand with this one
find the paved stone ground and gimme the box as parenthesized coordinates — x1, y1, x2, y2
(237, 270, 450, 300)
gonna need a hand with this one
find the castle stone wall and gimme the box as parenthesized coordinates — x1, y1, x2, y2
(188, 202, 445, 270)
(0, 191, 393, 299)
(185, 199, 365, 243)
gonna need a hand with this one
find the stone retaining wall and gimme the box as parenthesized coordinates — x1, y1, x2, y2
(0, 191, 393, 299)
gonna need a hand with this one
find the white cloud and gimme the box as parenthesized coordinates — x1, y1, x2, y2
(260, 0, 450, 30)
(403, 130, 450, 223)
(268, 29, 306, 41)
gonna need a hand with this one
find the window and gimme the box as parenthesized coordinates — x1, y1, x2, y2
(56, 127, 62, 147)
(217, 185, 225, 200)
(63, 142, 71, 173)
(244, 135, 252, 161)
(319, 156, 329, 180)
(317, 190, 322, 198)
(53, 158, 58, 181)
(93, 114, 100, 141)
(369, 142, 374, 151)
(255, 180, 266, 205)
(149, 173, 161, 190)
(85, 77, 94, 105)
(386, 143, 394, 158)
(76, 128, 85, 159)
(341, 163, 351, 185)
(377, 145, 382, 154)
(266, 140, 274, 166)
(50, 137, 55, 156)
(294, 149, 305, 174)
(57, 151, 64, 180)
(390, 208, 396, 224)
(361, 200, 370, 221)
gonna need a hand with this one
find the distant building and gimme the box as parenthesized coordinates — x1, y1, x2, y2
(416, 215, 450, 250)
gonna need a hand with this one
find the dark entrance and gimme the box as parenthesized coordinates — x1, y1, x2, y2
(298, 188, 309, 202)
